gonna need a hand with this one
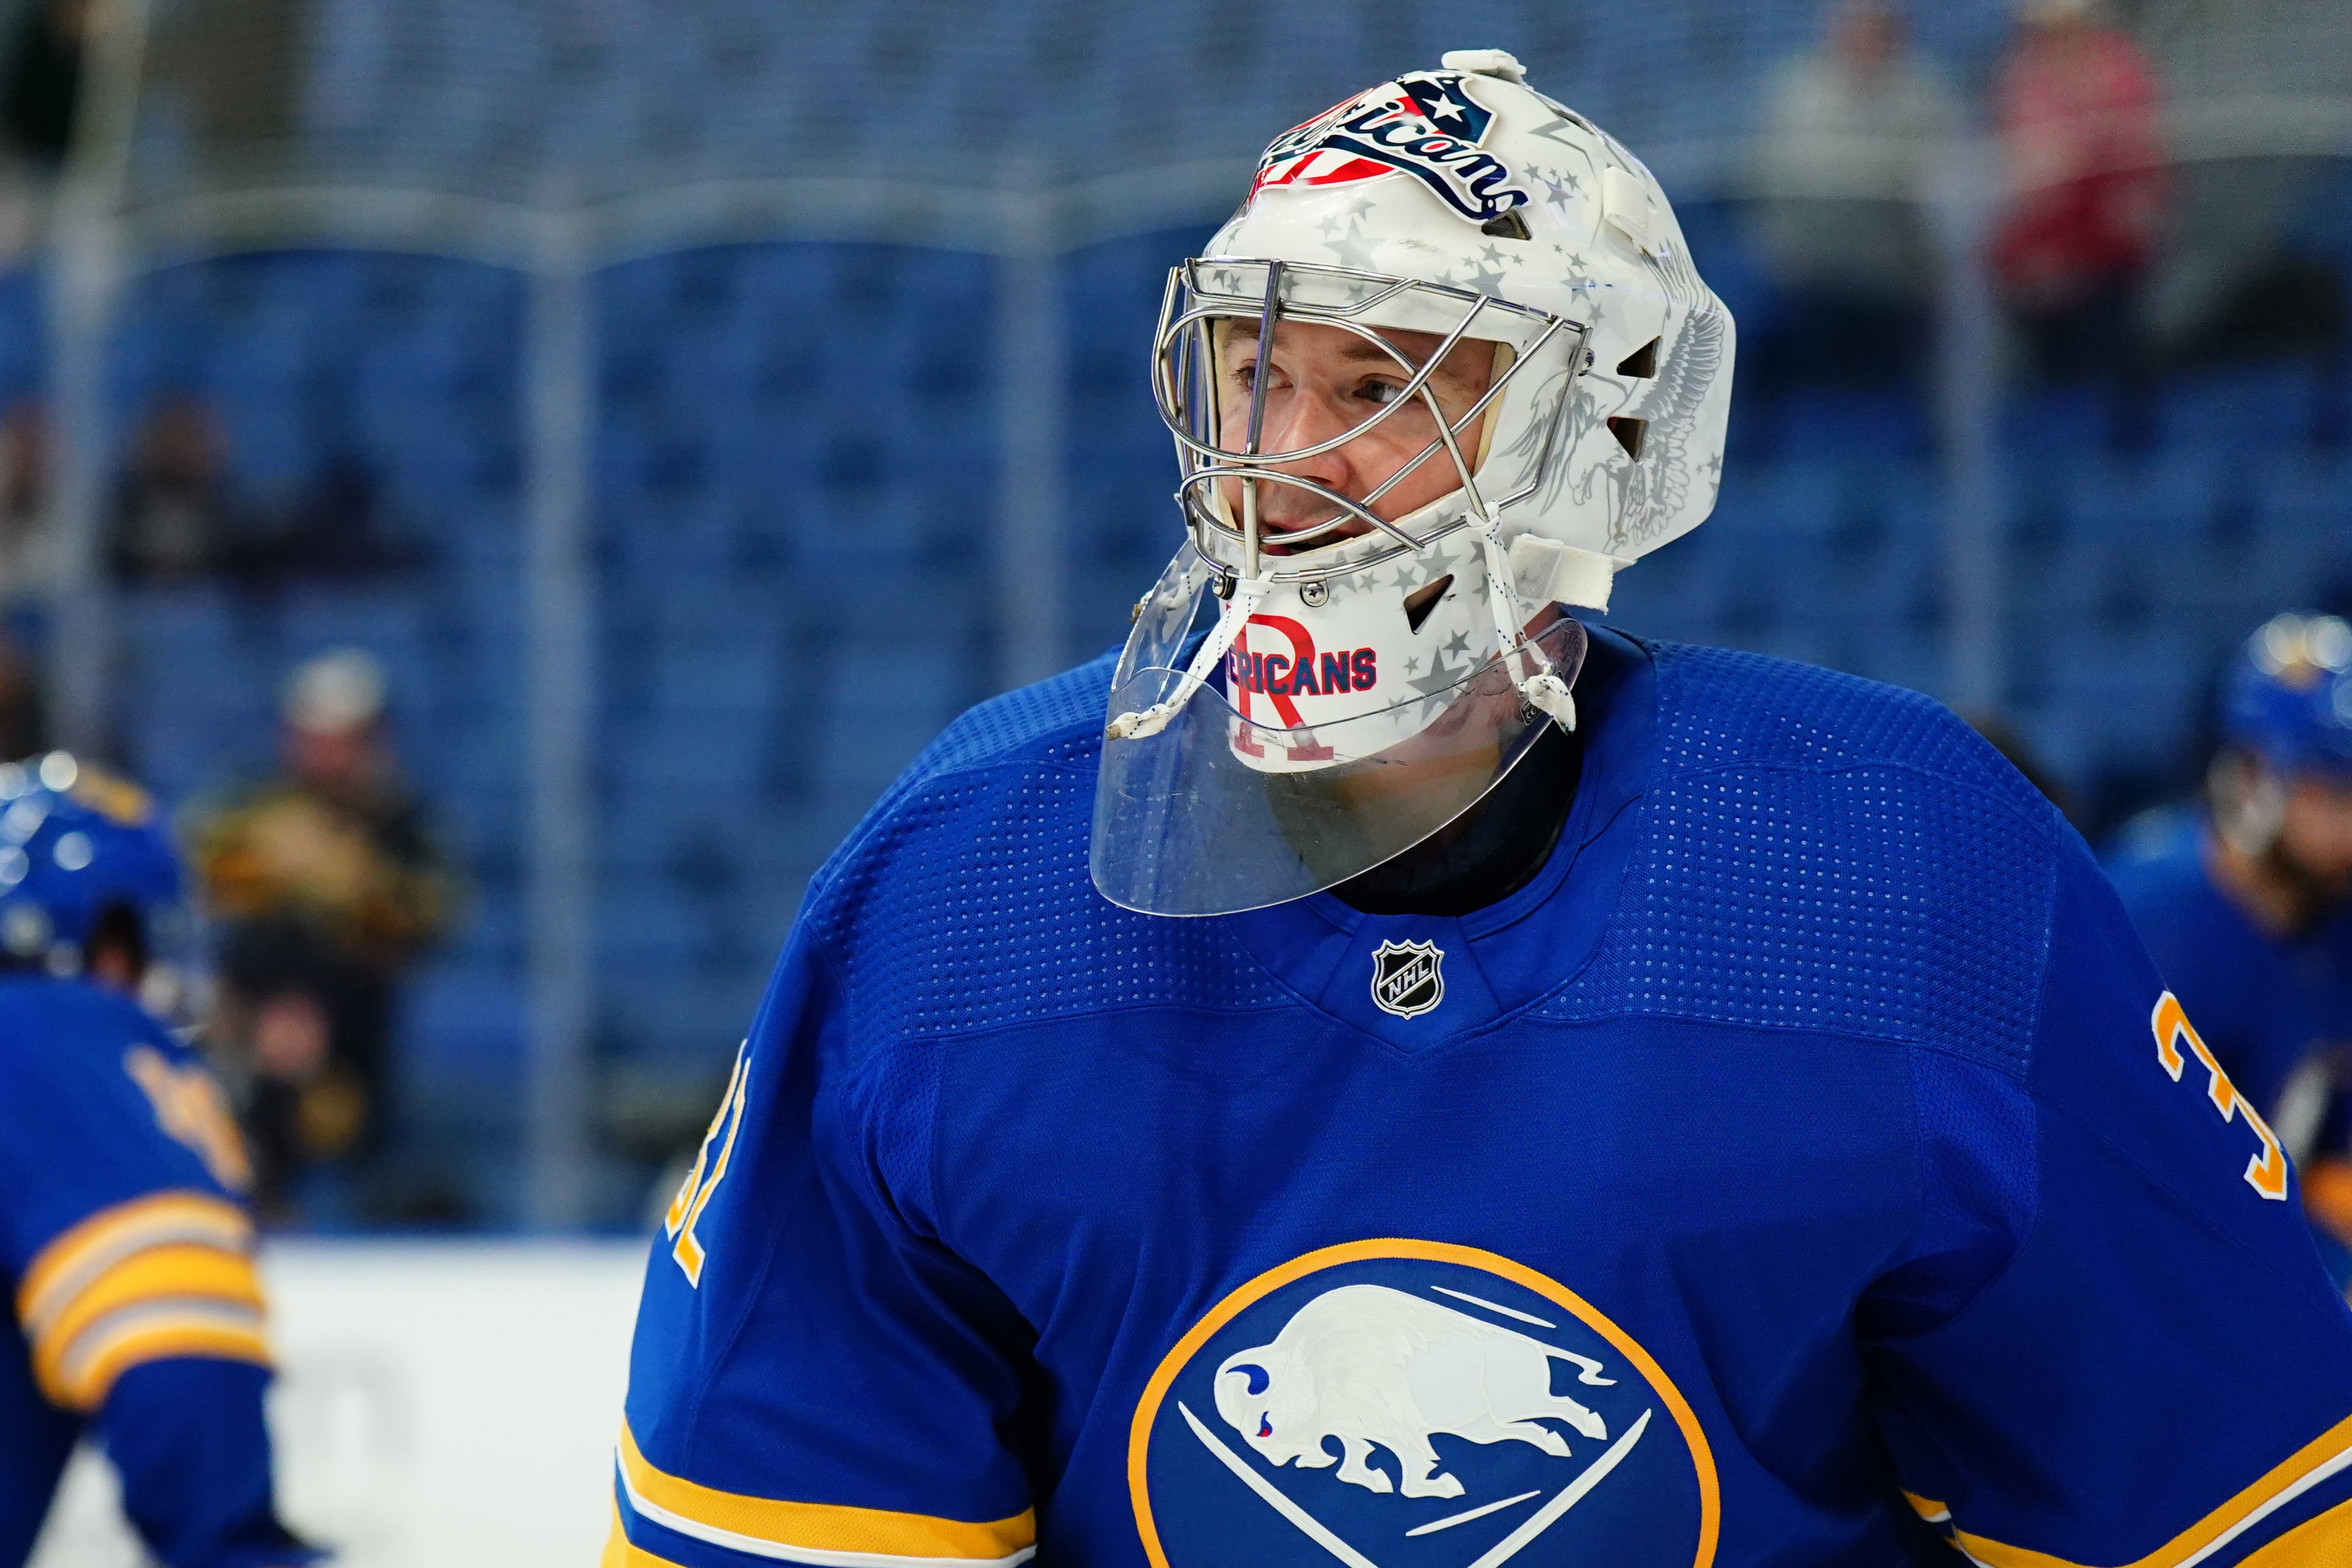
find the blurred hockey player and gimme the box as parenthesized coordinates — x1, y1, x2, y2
(0, 755, 312, 1568)
(612, 52, 2352, 1567)
(2108, 613, 2352, 1278)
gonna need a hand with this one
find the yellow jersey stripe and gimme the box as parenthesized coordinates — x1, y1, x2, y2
(17, 1192, 251, 1328)
(605, 1503, 689, 1568)
(617, 1423, 1035, 1565)
(28, 1242, 267, 1406)
(42, 1292, 270, 1406)
(1948, 1410, 2352, 1568)
(2236, 1497, 2352, 1566)
(49, 1305, 270, 1409)
(34, 1244, 262, 1358)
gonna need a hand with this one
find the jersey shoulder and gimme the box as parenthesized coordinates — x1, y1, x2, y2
(788, 650, 1281, 1054)
(0, 980, 246, 1256)
(1642, 638, 2054, 817)
(0, 977, 189, 1094)
(2099, 822, 2258, 976)
(1548, 640, 2069, 1074)
(2098, 807, 2207, 912)
(813, 649, 1110, 897)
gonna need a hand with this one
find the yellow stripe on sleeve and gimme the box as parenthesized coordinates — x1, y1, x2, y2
(2236, 1498, 2352, 1566)
(605, 1502, 689, 1568)
(1945, 1410, 2352, 1568)
(15, 1192, 270, 1410)
(35, 1243, 263, 1361)
(616, 1422, 1035, 1565)
(17, 1191, 252, 1330)
(56, 1307, 271, 1409)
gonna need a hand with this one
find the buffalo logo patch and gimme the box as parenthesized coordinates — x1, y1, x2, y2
(1371, 938, 1446, 1019)
(1130, 1241, 1716, 1567)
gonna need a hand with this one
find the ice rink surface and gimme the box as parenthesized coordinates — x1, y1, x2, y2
(30, 1239, 649, 1568)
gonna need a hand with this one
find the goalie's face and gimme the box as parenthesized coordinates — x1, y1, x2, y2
(1213, 319, 1496, 552)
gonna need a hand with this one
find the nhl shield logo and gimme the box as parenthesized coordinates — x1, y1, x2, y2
(1371, 939, 1445, 1019)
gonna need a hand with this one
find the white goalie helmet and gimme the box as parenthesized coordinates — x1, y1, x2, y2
(1092, 49, 1736, 917)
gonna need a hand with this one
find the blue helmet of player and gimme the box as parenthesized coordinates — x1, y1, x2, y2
(2223, 613, 2352, 782)
(2209, 613, 2352, 866)
(0, 751, 183, 978)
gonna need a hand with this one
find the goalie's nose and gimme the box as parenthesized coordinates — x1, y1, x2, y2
(1227, 395, 1376, 548)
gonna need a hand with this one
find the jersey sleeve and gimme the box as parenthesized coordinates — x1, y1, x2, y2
(99, 1359, 317, 1568)
(1867, 838, 2352, 1568)
(0, 988, 301, 1568)
(610, 925, 1040, 1568)
(0, 995, 270, 1415)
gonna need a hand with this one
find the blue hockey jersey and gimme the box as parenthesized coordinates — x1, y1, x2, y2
(612, 629, 2352, 1568)
(2105, 816, 2352, 1155)
(0, 978, 307, 1568)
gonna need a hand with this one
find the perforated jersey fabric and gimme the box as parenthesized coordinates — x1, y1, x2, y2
(1537, 641, 2061, 1077)
(802, 648, 1291, 1049)
(614, 628, 2352, 1568)
(807, 636, 2064, 1081)
(812, 634, 2061, 1305)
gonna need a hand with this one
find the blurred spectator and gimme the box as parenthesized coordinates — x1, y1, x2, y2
(0, 0, 80, 260)
(0, 398, 47, 595)
(2105, 613, 2352, 1282)
(1990, 0, 2167, 385)
(149, 0, 304, 184)
(236, 447, 418, 586)
(110, 392, 232, 583)
(1745, 0, 1956, 390)
(2133, 0, 2352, 365)
(0, 623, 43, 761)
(0, 0, 83, 169)
(112, 393, 415, 588)
(188, 648, 458, 1221)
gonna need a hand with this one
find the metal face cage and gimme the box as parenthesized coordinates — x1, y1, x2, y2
(1150, 257, 1586, 585)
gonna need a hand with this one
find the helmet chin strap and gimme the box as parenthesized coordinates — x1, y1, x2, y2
(1106, 576, 1269, 741)
(1480, 523, 1575, 732)
(1420, 357, 1577, 736)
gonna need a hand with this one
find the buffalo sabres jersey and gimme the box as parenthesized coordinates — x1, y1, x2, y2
(0, 977, 286, 1567)
(612, 628, 2352, 1568)
(2105, 816, 2352, 1156)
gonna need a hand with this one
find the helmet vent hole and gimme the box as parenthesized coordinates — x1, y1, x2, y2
(1608, 416, 1648, 460)
(1402, 575, 1454, 633)
(1615, 338, 1659, 378)
(1479, 210, 1531, 241)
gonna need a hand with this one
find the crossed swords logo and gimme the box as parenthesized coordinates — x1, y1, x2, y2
(1179, 1401, 1651, 1568)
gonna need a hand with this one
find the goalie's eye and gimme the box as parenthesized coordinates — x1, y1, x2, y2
(1230, 359, 1285, 395)
(1359, 378, 1406, 406)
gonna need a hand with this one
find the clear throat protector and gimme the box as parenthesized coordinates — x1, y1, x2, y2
(1090, 257, 1592, 917)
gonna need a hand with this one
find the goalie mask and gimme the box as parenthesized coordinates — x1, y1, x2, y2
(1092, 49, 1736, 917)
